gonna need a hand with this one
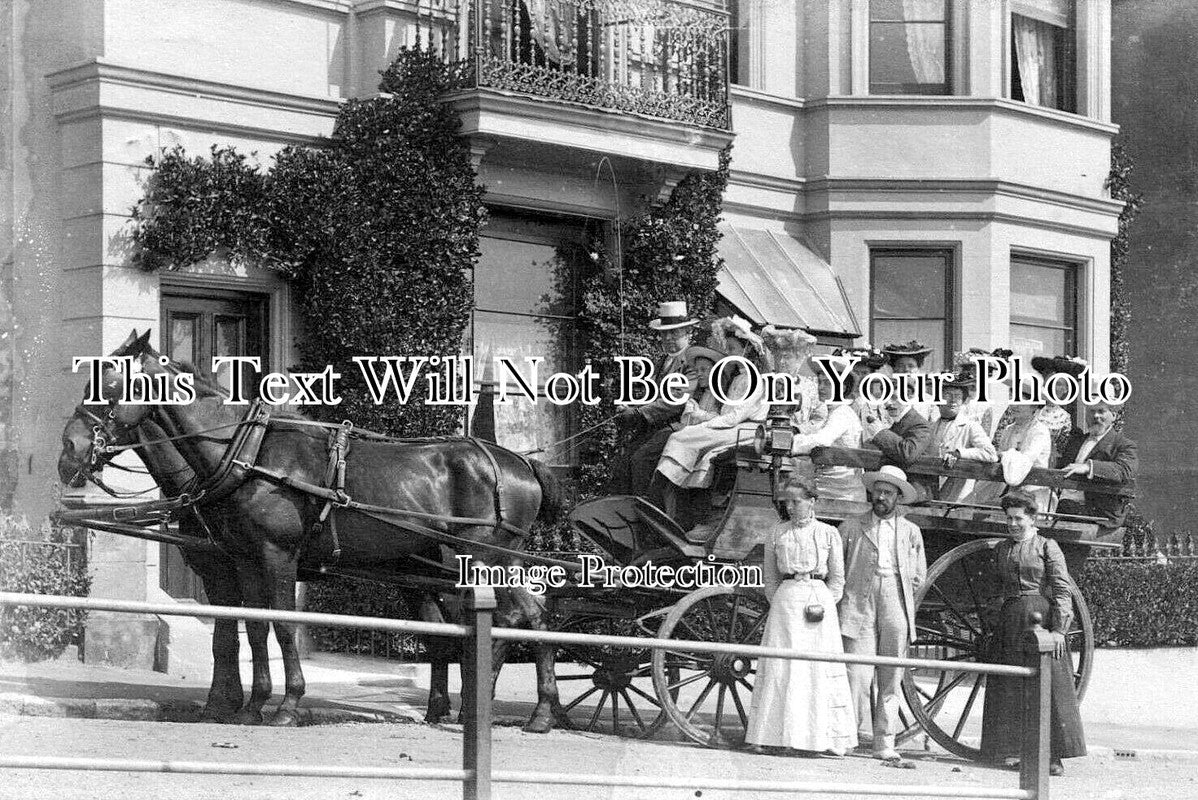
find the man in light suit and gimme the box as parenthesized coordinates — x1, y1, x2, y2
(838, 465, 927, 761)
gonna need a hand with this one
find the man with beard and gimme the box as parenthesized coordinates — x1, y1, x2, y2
(838, 466, 927, 762)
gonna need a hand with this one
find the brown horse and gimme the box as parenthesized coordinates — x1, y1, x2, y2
(58, 330, 568, 731)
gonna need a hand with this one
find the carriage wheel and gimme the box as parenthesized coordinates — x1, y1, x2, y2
(553, 615, 666, 737)
(650, 586, 770, 748)
(901, 538, 1095, 761)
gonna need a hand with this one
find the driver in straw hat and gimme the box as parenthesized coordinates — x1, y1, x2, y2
(837, 465, 927, 762)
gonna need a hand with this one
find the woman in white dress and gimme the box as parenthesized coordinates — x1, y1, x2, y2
(969, 384, 1052, 508)
(746, 477, 856, 756)
(788, 358, 866, 501)
(656, 317, 769, 492)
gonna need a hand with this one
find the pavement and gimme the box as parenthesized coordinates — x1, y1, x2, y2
(1, 645, 1196, 760)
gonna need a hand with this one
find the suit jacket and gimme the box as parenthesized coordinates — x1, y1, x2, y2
(638, 346, 719, 429)
(1060, 427, 1138, 525)
(870, 409, 932, 469)
(837, 512, 927, 643)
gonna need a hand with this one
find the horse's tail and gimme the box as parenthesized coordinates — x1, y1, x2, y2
(529, 458, 564, 524)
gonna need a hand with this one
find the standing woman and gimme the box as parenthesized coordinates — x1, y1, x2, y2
(745, 477, 857, 756)
(981, 490, 1086, 776)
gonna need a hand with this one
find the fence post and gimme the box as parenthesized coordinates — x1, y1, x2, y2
(462, 585, 495, 800)
(1020, 612, 1055, 800)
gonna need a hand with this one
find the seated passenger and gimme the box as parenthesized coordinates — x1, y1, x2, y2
(838, 344, 889, 432)
(1055, 401, 1138, 528)
(655, 317, 769, 521)
(883, 341, 938, 423)
(968, 381, 1053, 510)
(924, 373, 998, 502)
(863, 389, 933, 472)
(762, 325, 819, 431)
(953, 347, 1014, 440)
(788, 357, 866, 501)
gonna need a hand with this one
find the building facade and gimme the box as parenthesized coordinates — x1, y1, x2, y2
(1, 0, 1118, 667)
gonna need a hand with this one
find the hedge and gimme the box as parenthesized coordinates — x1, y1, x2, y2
(0, 518, 90, 661)
(1077, 558, 1198, 647)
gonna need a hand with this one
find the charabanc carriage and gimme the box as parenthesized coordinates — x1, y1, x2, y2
(54, 331, 1132, 761)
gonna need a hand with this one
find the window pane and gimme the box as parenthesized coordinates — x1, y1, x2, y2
(1012, 324, 1068, 364)
(870, 0, 946, 21)
(871, 23, 946, 93)
(1011, 261, 1067, 326)
(168, 314, 198, 366)
(475, 236, 575, 316)
(471, 311, 576, 378)
(872, 254, 947, 318)
(874, 319, 947, 372)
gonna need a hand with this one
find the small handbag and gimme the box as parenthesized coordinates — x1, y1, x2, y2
(804, 583, 824, 623)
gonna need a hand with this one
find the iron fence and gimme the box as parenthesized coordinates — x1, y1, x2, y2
(0, 590, 1057, 800)
(1092, 531, 1198, 561)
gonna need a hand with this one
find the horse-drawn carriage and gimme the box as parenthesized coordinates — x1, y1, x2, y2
(54, 331, 1131, 760)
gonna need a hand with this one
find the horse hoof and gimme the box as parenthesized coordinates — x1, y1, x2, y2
(521, 717, 553, 734)
(267, 710, 300, 727)
(199, 706, 238, 724)
(232, 709, 264, 726)
(425, 712, 452, 724)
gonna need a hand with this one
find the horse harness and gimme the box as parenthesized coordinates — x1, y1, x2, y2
(81, 399, 578, 575)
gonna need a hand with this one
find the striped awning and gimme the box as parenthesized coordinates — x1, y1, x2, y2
(716, 224, 860, 338)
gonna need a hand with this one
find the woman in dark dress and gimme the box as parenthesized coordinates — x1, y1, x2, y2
(981, 491, 1086, 776)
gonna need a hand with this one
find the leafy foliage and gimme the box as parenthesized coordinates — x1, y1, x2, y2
(571, 147, 732, 494)
(131, 49, 484, 437)
(0, 518, 90, 661)
(1079, 558, 1198, 647)
(1106, 136, 1143, 378)
(303, 576, 425, 660)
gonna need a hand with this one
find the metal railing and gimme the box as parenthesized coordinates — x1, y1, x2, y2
(407, 0, 731, 129)
(0, 590, 1057, 799)
(1092, 531, 1198, 561)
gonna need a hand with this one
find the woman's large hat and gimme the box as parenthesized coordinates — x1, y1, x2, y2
(835, 344, 887, 372)
(648, 301, 699, 331)
(710, 315, 764, 353)
(761, 325, 817, 353)
(883, 340, 933, 365)
(1030, 354, 1087, 378)
(862, 465, 919, 504)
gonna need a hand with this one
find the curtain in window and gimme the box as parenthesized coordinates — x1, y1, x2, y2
(901, 0, 946, 86)
(521, 0, 573, 67)
(1012, 14, 1058, 108)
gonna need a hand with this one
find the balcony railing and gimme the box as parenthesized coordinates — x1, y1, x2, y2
(412, 0, 731, 130)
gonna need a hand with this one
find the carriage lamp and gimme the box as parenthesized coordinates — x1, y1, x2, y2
(754, 412, 795, 457)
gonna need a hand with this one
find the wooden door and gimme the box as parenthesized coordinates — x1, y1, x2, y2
(158, 289, 268, 601)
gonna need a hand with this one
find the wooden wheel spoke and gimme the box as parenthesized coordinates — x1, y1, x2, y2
(737, 610, 768, 645)
(559, 645, 604, 670)
(586, 690, 610, 729)
(923, 671, 971, 714)
(555, 674, 596, 681)
(704, 598, 720, 636)
(685, 679, 718, 722)
(677, 619, 711, 645)
(737, 676, 754, 694)
(562, 685, 601, 714)
(664, 651, 713, 670)
(666, 671, 711, 693)
(951, 674, 985, 739)
(711, 684, 728, 741)
(929, 584, 982, 638)
(915, 626, 976, 650)
(611, 687, 620, 730)
(729, 682, 749, 728)
(625, 682, 662, 708)
(727, 595, 742, 642)
(618, 688, 648, 732)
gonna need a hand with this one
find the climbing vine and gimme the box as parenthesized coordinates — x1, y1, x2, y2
(1106, 136, 1142, 378)
(130, 49, 484, 437)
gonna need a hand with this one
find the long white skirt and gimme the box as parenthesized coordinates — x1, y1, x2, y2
(656, 423, 755, 489)
(745, 578, 857, 750)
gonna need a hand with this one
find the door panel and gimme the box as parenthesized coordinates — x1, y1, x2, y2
(159, 289, 268, 601)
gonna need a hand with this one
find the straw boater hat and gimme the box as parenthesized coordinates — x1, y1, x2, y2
(710, 315, 764, 354)
(862, 465, 919, 504)
(648, 300, 699, 331)
(883, 340, 933, 367)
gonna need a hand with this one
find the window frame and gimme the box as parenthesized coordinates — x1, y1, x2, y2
(868, 247, 956, 371)
(1007, 2, 1078, 113)
(867, 0, 952, 96)
(1008, 254, 1080, 360)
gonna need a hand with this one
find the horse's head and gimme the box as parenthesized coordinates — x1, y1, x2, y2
(58, 328, 159, 488)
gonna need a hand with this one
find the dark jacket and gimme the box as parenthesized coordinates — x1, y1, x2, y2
(637, 345, 720, 429)
(1059, 427, 1138, 526)
(870, 408, 932, 469)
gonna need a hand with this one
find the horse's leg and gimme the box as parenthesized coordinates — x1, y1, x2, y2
(510, 587, 566, 734)
(419, 595, 453, 723)
(456, 587, 513, 727)
(261, 542, 306, 727)
(231, 562, 272, 726)
(190, 555, 245, 722)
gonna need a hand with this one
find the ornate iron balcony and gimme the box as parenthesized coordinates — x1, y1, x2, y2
(415, 0, 732, 130)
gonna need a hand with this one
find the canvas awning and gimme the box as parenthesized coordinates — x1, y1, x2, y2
(716, 224, 861, 338)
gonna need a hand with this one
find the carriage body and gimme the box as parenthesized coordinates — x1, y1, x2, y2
(564, 435, 1129, 755)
